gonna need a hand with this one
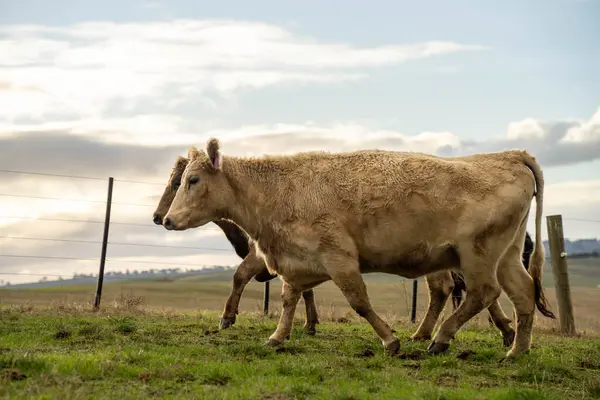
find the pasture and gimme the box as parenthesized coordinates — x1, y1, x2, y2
(1, 306, 599, 399)
(1, 258, 600, 399)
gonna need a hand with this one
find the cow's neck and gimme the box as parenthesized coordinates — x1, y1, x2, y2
(221, 156, 281, 243)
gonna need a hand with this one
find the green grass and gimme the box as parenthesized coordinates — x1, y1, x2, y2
(1, 307, 599, 399)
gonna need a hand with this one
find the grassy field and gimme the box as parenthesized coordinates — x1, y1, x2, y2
(1, 262, 600, 332)
(1, 306, 600, 399)
(1, 258, 599, 398)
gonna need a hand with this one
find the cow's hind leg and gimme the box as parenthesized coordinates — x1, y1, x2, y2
(486, 300, 516, 347)
(220, 254, 266, 329)
(429, 250, 502, 354)
(497, 235, 537, 360)
(324, 251, 400, 355)
(410, 270, 454, 341)
(265, 281, 302, 346)
(302, 289, 319, 335)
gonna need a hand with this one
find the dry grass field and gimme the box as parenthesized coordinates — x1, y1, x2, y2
(1, 257, 599, 333)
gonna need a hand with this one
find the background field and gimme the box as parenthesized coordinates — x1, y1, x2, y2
(1, 256, 599, 332)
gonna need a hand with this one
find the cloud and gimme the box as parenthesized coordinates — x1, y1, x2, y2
(0, 19, 483, 128)
(172, 107, 600, 169)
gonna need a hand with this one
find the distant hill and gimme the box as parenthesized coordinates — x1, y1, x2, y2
(543, 238, 600, 257)
(3, 266, 236, 289)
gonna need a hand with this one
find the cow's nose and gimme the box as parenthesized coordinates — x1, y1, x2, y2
(163, 217, 173, 230)
(152, 214, 162, 225)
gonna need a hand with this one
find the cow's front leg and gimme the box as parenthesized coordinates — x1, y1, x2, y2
(265, 281, 302, 347)
(220, 254, 267, 329)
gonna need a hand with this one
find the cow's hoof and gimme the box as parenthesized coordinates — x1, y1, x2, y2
(219, 317, 236, 330)
(304, 325, 317, 336)
(427, 341, 450, 355)
(409, 334, 431, 342)
(502, 330, 516, 347)
(385, 338, 401, 356)
(264, 339, 283, 348)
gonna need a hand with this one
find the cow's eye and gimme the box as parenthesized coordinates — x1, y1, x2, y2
(189, 176, 200, 185)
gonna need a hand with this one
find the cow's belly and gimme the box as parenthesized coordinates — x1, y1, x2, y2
(358, 243, 461, 279)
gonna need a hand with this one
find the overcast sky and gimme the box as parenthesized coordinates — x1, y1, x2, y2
(1, 0, 599, 284)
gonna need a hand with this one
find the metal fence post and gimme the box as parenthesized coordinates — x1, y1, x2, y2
(94, 177, 114, 311)
(263, 281, 270, 315)
(410, 279, 418, 323)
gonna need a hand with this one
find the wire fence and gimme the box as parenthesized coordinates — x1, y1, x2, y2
(1, 168, 599, 329)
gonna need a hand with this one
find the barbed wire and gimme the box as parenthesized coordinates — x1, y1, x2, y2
(0, 235, 234, 252)
(0, 169, 163, 186)
(0, 254, 224, 267)
(0, 193, 154, 207)
(0, 169, 107, 181)
(0, 215, 225, 231)
(562, 218, 600, 224)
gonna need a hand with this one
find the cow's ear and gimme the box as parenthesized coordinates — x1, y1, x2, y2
(188, 146, 200, 160)
(207, 138, 222, 170)
(174, 156, 188, 169)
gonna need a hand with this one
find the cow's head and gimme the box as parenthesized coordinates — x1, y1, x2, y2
(152, 156, 189, 226)
(163, 138, 231, 231)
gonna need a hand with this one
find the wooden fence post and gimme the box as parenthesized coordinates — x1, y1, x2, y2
(94, 177, 114, 311)
(263, 281, 270, 315)
(410, 279, 418, 323)
(546, 214, 576, 335)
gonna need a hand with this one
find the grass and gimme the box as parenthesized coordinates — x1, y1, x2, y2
(0, 306, 599, 399)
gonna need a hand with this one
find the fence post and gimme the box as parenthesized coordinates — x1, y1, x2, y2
(94, 177, 114, 311)
(546, 214, 576, 336)
(263, 281, 270, 315)
(410, 279, 418, 323)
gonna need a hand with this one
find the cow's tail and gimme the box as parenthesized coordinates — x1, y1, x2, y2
(521, 151, 555, 319)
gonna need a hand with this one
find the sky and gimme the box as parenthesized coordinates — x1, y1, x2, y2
(0, 0, 599, 284)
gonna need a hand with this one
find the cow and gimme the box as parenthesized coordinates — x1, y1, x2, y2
(155, 155, 531, 348)
(163, 139, 555, 359)
(152, 156, 319, 335)
(451, 232, 534, 312)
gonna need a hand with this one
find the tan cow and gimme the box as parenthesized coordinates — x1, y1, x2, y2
(154, 155, 526, 348)
(163, 139, 555, 359)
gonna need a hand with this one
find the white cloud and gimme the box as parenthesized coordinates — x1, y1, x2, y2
(506, 118, 546, 140)
(561, 107, 600, 143)
(0, 19, 482, 127)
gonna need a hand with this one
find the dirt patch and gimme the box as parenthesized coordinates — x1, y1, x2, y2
(204, 329, 220, 336)
(261, 393, 293, 400)
(2, 369, 27, 381)
(355, 348, 375, 358)
(137, 372, 153, 382)
(437, 375, 458, 387)
(580, 359, 600, 370)
(397, 350, 425, 360)
(274, 346, 301, 355)
(54, 329, 72, 340)
(456, 350, 475, 360)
